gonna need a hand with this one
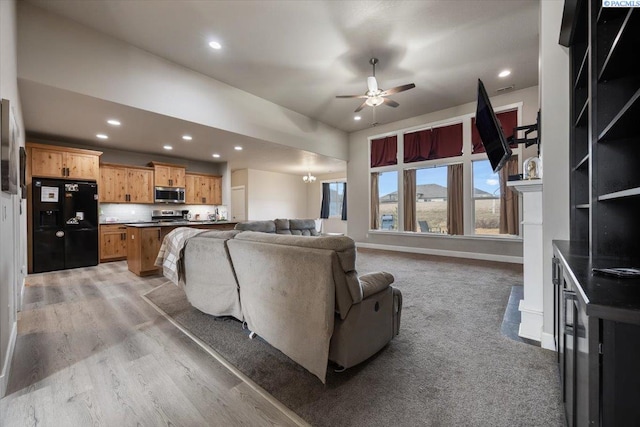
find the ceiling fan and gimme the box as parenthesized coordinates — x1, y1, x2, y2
(336, 58, 416, 113)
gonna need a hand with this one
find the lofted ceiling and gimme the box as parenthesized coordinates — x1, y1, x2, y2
(20, 0, 540, 174)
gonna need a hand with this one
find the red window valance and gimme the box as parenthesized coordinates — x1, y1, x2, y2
(371, 136, 398, 168)
(404, 123, 462, 163)
(471, 109, 518, 154)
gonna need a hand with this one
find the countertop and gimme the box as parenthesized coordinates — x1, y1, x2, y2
(101, 220, 235, 228)
(553, 240, 640, 324)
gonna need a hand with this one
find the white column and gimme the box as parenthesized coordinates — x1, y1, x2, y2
(507, 180, 543, 343)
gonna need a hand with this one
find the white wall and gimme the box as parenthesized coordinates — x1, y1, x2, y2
(17, 2, 348, 162)
(539, 0, 570, 349)
(347, 86, 539, 261)
(246, 169, 308, 220)
(0, 0, 26, 397)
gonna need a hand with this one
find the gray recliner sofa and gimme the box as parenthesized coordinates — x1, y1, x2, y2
(182, 230, 244, 321)
(235, 218, 320, 236)
(166, 220, 402, 383)
(227, 231, 402, 383)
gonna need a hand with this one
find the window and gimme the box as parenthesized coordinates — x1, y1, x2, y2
(320, 181, 347, 220)
(472, 160, 501, 235)
(415, 165, 448, 233)
(378, 171, 398, 230)
(327, 182, 344, 217)
(368, 106, 522, 238)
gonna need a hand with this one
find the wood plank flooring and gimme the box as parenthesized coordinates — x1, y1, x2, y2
(0, 262, 304, 426)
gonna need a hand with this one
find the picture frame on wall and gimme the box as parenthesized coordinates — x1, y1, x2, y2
(1, 98, 19, 195)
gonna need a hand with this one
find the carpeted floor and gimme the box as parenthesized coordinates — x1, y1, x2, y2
(144, 248, 565, 427)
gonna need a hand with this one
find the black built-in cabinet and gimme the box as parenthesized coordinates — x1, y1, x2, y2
(557, 1, 640, 426)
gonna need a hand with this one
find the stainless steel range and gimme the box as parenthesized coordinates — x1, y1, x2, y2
(151, 209, 189, 222)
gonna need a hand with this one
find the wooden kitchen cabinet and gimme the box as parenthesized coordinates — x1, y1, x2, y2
(149, 161, 185, 188)
(185, 172, 222, 205)
(99, 224, 128, 262)
(99, 163, 154, 203)
(127, 226, 162, 276)
(28, 142, 102, 181)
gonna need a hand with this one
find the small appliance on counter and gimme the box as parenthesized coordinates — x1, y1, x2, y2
(151, 209, 187, 222)
(32, 178, 99, 273)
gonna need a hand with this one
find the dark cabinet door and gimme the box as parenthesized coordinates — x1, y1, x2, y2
(561, 286, 577, 427)
(574, 296, 589, 427)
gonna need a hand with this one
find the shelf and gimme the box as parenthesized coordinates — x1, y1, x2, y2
(574, 48, 589, 91)
(598, 88, 640, 141)
(575, 204, 590, 209)
(574, 99, 589, 128)
(598, 9, 639, 82)
(573, 154, 589, 171)
(598, 187, 640, 201)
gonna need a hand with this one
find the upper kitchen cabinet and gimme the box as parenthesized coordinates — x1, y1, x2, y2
(149, 161, 186, 188)
(99, 163, 154, 203)
(185, 172, 222, 205)
(27, 142, 102, 181)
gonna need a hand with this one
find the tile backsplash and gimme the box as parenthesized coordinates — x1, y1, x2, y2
(100, 203, 228, 223)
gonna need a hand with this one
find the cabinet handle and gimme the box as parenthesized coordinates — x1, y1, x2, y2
(563, 289, 577, 335)
(66, 167, 70, 176)
(552, 257, 560, 285)
(157, 229, 161, 239)
(62, 167, 65, 176)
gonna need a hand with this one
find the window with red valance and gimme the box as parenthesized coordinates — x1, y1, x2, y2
(403, 123, 462, 163)
(471, 109, 518, 154)
(371, 136, 398, 168)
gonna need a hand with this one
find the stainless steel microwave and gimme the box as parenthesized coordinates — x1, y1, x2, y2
(155, 186, 185, 204)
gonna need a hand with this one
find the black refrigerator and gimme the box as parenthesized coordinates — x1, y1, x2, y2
(32, 178, 99, 273)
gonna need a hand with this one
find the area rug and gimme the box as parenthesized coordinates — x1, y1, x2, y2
(143, 249, 564, 427)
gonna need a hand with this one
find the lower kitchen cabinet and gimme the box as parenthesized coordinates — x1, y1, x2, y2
(99, 224, 128, 262)
(127, 227, 162, 276)
(553, 241, 640, 426)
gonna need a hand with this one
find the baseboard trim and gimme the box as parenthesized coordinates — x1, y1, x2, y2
(140, 284, 309, 427)
(355, 242, 523, 264)
(0, 321, 17, 398)
(541, 332, 556, 351)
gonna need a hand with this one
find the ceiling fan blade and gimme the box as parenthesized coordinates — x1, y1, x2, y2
(379, 83, 416, 96)
(336, 94, 368, 99)
(354, 100, 368, 113)
(382, 98, 399, 108)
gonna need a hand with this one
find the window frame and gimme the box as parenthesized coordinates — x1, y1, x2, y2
(368, 104, 523, 239)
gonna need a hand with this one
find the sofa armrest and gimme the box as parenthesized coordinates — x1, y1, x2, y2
(359, 272, 394, 299)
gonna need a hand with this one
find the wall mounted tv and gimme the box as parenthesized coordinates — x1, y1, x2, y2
(475, 79, 512, 173)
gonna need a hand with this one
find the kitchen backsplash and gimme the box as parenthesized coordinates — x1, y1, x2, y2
(100, 203, 228, 223)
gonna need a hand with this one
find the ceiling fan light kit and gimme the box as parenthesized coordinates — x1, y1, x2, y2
(337, 57, 416, 113)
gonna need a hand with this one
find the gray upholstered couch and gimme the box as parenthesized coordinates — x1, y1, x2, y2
(234, 218, 320, 236)
(175, 221, 402, 383)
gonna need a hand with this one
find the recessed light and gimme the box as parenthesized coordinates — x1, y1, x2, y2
(163, 145, 173, 150)
(96, 134, 108, 139)
(234, 146, 243, 151)
(107, 119, 121, 126)
(354, 116, 361, 121)
(209, 41, 222, 50)
(182, 135, 192, 141)
(498, 69, 511, 78)
(212, 153, 221, 158)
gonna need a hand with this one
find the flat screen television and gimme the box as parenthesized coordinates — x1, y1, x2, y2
(475, 79, 512, 173)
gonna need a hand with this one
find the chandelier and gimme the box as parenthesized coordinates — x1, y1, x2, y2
(302, 172, 316, 183)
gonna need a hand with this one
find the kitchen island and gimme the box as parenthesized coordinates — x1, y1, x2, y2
(126, 221, 236, 276)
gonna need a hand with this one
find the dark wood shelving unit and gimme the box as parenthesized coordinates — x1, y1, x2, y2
(558, 1, 640, 425)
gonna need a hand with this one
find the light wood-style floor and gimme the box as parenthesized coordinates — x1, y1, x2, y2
(0, 261, 303, 426)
